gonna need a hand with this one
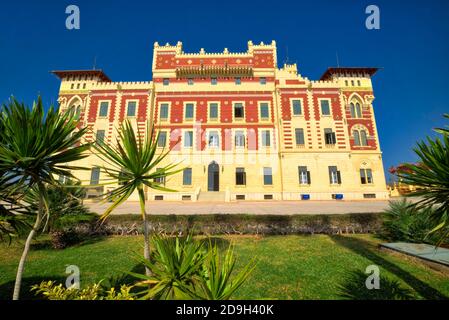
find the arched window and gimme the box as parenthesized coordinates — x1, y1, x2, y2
(353, 129, 369, 146)
(360, 130, 368, 146)
(75, 105, 81, 119)
(355, 103, 362, 118)
(353, 130, 361, 146)
(350, 103, 356, 118)
(349, 100, 362, 118)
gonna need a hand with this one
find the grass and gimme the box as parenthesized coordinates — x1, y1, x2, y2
(1, 234, 449, 300)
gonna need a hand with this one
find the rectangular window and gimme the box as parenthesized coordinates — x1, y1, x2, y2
(259, 103, 269, 120)
(154, 168, 166, 185)
(260, 77, 266, 85)
(261, 130, 271, 147)
(324, 128, 336, 145)
(235, 77, 241, 85)
(183, 168, 192, 185)
(208, 131, 219, 147)
(127, 101, 136, 117)
(90, 167, 100, 185)
(160, 103, 169, 121)
(298, 166, 311, 185)
(360, 169, 373, 184)
(163, 78, 169, 86)
(99, 102, 109, 117)
(209, 103, 219, 120)
(235, 130, 245, 148)
(211, 77, 217, 85)
(263, 167, 273, 185)
(96, 130, 105, 144)
(329, 166, 342, 185)
(320, 100, 331, 116)
(295, 128, 305, 145)
(292, 100, 302, 116)
(235, 167, 246, 185)
(234, 103, 244, 119)
(118, 169, 127, 185)
(185, 103, 194, 120)
(187, 78, 194, 85)
(184, 131, 193, 148)
(59, 175, 67, 184)
(157, 131, 167, 148)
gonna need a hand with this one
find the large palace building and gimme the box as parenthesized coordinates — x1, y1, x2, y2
(53, 40, 388, 202)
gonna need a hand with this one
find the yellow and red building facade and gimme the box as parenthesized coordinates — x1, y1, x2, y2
(53, 40, 388, 201)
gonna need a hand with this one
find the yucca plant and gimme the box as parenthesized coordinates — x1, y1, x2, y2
(0, 97, 90, 300)
(398, 116, 449, 243)
(380, 199, 447, 244)
(93, 120, 182, 275)
(132, 234, 206, 299)
(196, 242, 256, 300)
(435, 113, 449, 135)
(132, 234, 256, 300)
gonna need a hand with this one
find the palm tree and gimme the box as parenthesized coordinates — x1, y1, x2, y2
(93, 120, 182, 275)
(0, 97, 90, 299)
(398, 114, 449, 243)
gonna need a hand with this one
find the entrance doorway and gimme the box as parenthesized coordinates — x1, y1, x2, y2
(207, 161, 219, 191)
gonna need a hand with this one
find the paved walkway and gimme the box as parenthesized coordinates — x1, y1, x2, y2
(86, 199, 402, 215)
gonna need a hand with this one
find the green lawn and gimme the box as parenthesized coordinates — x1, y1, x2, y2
(1, 234, 449, 300)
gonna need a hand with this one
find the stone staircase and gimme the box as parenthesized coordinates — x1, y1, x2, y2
(197, 191, 226, 202)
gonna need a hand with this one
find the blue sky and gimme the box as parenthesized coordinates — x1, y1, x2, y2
(1, 0, 448, 181)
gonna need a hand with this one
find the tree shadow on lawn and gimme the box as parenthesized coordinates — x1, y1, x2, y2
(0, 275, 67, 300)
(29, 235, 108, 251)
(338, 270, 416, 300)
(330, 235, 449, 300)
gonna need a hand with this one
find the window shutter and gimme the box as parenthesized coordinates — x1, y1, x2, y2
(328, 166, 333, 184)
(337, 171, 342, 184)
(307, 171, 311, 184)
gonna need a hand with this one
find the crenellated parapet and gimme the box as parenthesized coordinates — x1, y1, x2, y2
(152, 40, 278, 75)
(91, 81, 152, 91)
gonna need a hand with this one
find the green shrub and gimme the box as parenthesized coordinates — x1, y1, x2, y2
(380, 199, 448, 244)
(0, 204, 30, 243)
(50, 229, 82, 249)
(31, 281, 134, 300)
(26, 180, 97, 232)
